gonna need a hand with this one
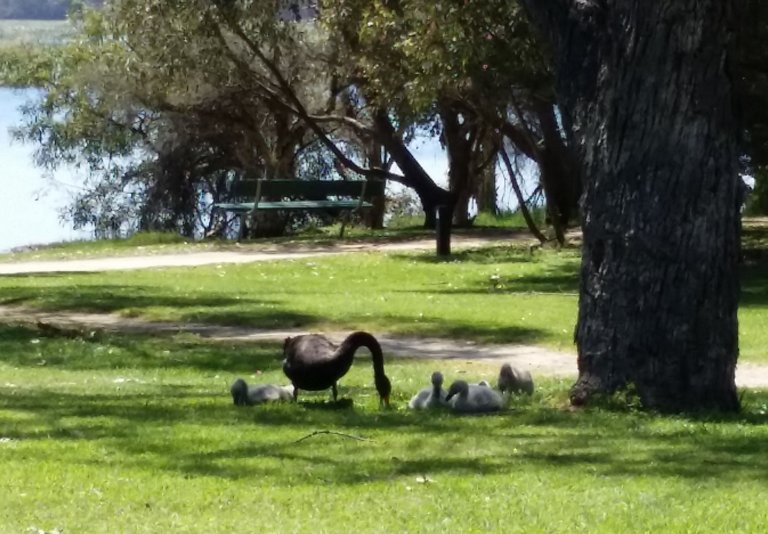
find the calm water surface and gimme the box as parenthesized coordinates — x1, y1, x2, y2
(0, 87, 90, 251)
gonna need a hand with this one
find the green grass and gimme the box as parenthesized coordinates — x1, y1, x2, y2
(473, 207, 548, 229)
(0, 238, 766, 362)
(0, 244, 581, 348)
(1, 223, 767, 530)
(0, 208, 542, 262)
(0, 224, 516, 261)
(4, 231, 202, 261)
(2, 325, 768, 532)
(386, 208, 549, 231)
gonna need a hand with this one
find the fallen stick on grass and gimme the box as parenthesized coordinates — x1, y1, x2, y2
(293, 430, 373, 444)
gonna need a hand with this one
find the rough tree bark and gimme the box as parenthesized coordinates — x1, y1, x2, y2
(520, 0, 742, 411)
(475, 151, 498, 216)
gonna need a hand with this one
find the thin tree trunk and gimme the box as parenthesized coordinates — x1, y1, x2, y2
(475, 144, 498, 215)
(533, 99, 580, 231)
(502, 102, 571, 243)
(521, 0, 742, 411)
(500, 147, 546, 243)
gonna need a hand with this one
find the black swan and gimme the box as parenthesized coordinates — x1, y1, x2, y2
(408, 371, 448, 409)
(445, 379, 503, 413)
(282, 331, 391, 406)
(230, 378, 293, 406)
(497, 364, 534, 395)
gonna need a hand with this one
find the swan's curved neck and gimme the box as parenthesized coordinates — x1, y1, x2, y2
(337, 331, 386, 375)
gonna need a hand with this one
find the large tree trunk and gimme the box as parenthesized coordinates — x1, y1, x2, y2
(521, 0, 742, 411)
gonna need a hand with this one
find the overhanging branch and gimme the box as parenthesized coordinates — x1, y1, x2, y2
(212, 10, 401, 183)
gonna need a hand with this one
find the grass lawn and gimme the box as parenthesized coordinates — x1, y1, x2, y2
(0, 221, 767, 531)
(0, 229, 766, 361)
(2, 243, 579, 349)
(2, 326, 768, 532)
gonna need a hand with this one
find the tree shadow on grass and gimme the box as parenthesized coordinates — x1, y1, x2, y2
(0, 283, 320, 328)
(0, 324, 287, 373)
(741, 258, 768, 307)
(363, 315, 551, 345)
(5, 382, 768, 486)
(391, 242, 580, 265)
(161, 391, 768, 485)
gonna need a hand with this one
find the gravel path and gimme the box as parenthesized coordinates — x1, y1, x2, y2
(1, 233, 765, 387)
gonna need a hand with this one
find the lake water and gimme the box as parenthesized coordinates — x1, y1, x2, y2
(0, 87, 91, 251)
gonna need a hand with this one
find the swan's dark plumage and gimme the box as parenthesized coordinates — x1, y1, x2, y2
(282, 331, 391, 406)
(498, 364, 534, 395)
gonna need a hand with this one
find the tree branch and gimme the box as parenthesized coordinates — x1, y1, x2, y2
(499, 119, 539, 161)
(213, 11, 400, 183)
(306, 114, 376, 137)
(499, 144, 547, 243)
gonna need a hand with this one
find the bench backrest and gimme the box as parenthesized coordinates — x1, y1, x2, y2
(230, 179, 385, 201)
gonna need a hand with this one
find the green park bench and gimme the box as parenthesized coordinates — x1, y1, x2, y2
(212, 179, 386, 238)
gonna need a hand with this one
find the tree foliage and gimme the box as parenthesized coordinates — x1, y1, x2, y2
(4, 0, 584, 238)
(321, 0, 578, 233)
(6, 4, 349, 237)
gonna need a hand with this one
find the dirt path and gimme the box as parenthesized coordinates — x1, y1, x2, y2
(1, 233, 766, 387)
(2, 304, 767, 387)
(0, 235, 514, 274)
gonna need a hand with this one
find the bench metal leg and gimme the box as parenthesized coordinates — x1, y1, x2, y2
(339, 210, 350, 238)
(238, 213, 246, 241)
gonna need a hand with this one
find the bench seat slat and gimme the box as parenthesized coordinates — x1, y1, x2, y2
(213, 200, 373, 211)
(230, 179, 385, 199)
(212, 179, 384, 239)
